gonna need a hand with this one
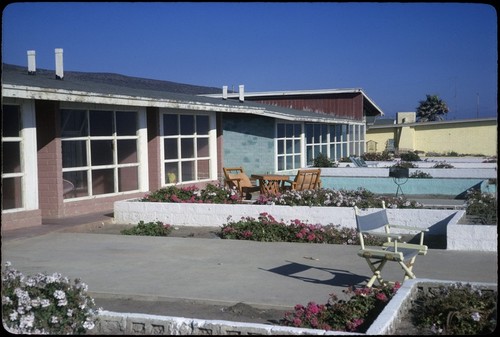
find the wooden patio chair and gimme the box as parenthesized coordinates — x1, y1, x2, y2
(223, 167, 260, 200)
(354, 202, 428, 287)
(282, 168, 321, 191)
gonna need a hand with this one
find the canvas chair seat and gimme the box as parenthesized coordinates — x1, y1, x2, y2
(223, 167, 260, 200)
(282, 168, 321, 191)
(354, 202, 428, 288)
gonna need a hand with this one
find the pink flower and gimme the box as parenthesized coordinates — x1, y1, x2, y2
(376, 292, 388, 302)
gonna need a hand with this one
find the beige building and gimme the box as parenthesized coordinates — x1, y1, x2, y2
(366, 112, 497, 156)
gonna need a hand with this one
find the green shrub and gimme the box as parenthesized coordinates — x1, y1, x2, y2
(432, 162, 454, 168)
(465, 189, 497, 224)
(392, 161, 418, 168)
(121, 221, 173, 236)
(399, 151, 421, 161)
(410, 170, 433, 178)
(2, 262, 98, 334)
(256, 188, 423, 209)
(220, 213, 384, 245)
(362, 151, 392, 161)
(142, 183, 240, 204)
(280, 283, 401, 332)
(410, 283, 497, 335)
(313, 153, 338, 167)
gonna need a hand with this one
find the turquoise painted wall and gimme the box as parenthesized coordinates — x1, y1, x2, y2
(222, 115, 275, 175)
(320, 177, 496, 198)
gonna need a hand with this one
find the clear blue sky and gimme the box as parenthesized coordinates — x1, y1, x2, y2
(2, 2, 497, 119)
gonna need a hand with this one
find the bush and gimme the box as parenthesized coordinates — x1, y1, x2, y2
(362, 151, 392, 161)
(1, 262, 98, 334)
(465, 189, 497, 225)
(399, 151, 421, 161)
(313, 153, 338, 167)
(410, 170, 433, 178)
(392, 161, 418, 168)
(142, 183, 240, 204)
(220, 212, 384, 246)
(255, 188, 423, 209)
(121, 221, 173, 236)
(432, 162, 454, 168)
(280, 283, 401, 332)
(410, 282, 497, 335)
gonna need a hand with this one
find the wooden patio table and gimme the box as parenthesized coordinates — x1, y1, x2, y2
(251, 174, 290, 196)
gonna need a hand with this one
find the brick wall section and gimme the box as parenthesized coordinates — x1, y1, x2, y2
(36, 101, 64, 218)
(222, 114, 275, 175)
(1, 209, 42, 231)
(147, 107, 161, 192)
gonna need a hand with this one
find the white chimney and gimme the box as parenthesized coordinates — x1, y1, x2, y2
(222, 86, 228, 99)
(27, 50, 36, 75)
(55, 48, 64, 80)
(239, 85, 244, 102)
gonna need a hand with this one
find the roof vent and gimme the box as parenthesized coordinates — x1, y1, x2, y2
(27, 50, 36, 75)
(222, 85, 228, 100)
(239, 85, 244, 102)
(55, 48, 64, 80)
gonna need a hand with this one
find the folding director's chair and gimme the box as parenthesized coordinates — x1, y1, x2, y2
(354, 203, 428, 287)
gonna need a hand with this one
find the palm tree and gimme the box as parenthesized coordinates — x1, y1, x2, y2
(416, 94, 449, 122)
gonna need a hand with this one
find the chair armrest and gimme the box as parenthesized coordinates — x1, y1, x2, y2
(364, 232, 402, 240)
(358, 248, 404, 261)
(388, 224, 429, 232)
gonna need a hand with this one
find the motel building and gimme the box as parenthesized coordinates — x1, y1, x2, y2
(1, 49, 383, 231)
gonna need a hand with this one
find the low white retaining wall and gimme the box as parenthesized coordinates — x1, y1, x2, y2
(447, 224, 497, 251)
(114, 200, 464, 236)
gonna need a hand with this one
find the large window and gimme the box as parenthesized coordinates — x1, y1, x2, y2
(2, 105, 23, 210)
(161, 112, 211, 185)
(276, 123, 302, 171)
(61, 109, 140, 199)
(275, 121, 366, 171)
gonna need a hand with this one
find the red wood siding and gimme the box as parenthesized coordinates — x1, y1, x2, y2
(249, 93, 364, 120)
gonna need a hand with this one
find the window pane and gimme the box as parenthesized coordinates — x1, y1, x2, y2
(196, 115, 209, 135)
(286, 155, 292, 169)
(197, 138, 209, 157)
(277, 124, 285, 138)
(116, 111, 137, 136)
(119, 167, 138, 192)
(92, 169, 114, 195)
(285, 124, 293, 138)
(181, 138, 194, 158)
(313, 124, 320, 142)
(163, 114, 178, 136)
(277, 156, 284, 171)
(321, 125, 328, 142)
(294, 139, 301, 153)
(180, 115, 195, 135)
(1, 177, 22, 209)
(277, 140, 284, 154)
(293, 124, 301, 138)
(62, 141, 87, 168)
(306, 147, 313, 164)
(91, 140, 113, 166)
(61, 110, 88, 137)
(89, 110, 113, 136)
(306, 124, 313, 143)
(2, 142, 21, 173)
(181, 161, 195, 182)
(165, 162, 178, 184)
(294, 155, 301, 169)
(117, 139, 137, 164)
(164, 139, 178, 160)
(286, 140, 293, 153)
(2, 105, 21, 137)
(197, 160, 210, 180)
(63, 171, 88, 199)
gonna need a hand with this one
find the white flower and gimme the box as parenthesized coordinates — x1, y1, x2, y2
(57, 298, 68, 306)
(3, 295, 13, 305)
(83, 319, 95, 330)
(9, 310, 18, 321)
(40, 299, 51, 308)
(471, 312, 481, 321)
(19, 312, 35, 329)
(67, 309, 73, 317)
(53, 290, 66, 300)
(50, 315, 59, 324)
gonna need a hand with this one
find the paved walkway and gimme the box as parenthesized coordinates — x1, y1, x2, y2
(1, 210, 497, 316)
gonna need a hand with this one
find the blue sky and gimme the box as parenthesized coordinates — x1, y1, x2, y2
(2, 2, 497, 119)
